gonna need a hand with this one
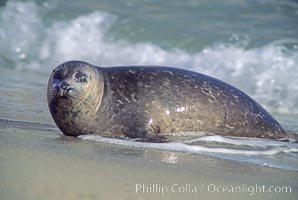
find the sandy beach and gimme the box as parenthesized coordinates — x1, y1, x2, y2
(0, 123, 297, 200)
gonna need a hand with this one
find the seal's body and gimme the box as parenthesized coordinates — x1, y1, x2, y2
(47, 61, 295, 142)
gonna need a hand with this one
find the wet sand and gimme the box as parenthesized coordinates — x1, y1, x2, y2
(0, 123, 297, 200)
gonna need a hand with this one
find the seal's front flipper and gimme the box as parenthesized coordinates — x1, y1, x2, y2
(122, 124, 169, 143)
(119, 111, 169, 142)
(142, 123, 169, 142)
(140, 133, 169, 143)
(139, 133, 169, 143)
(124, 127, 169, 143)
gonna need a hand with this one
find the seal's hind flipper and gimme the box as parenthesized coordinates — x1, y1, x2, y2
(279, 131, 298, 143)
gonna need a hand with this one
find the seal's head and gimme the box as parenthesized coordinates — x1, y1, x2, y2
(47, 60, 104, 136)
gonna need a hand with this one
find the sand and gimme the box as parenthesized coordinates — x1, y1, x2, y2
(0, 124, 297, 200)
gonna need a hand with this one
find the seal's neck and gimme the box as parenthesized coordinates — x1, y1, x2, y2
(81, 69, 104, 113)
(69, 69, 104, 132)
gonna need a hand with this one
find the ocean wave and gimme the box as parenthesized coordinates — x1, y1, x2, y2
(1, 1, 298, 114)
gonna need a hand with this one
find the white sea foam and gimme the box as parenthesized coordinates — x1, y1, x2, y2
(185, 135, 288, 147)
(1, 1, 298, 114)
(79, 135, 298, 156)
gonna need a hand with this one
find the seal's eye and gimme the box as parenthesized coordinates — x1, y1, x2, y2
(78, 75, 87, 83)
(75, 71, 88, 83)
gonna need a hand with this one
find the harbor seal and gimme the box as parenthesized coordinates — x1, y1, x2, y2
(47, 60, 297, 142)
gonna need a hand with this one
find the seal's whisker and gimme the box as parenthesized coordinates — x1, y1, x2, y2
(75, 95, 89, 104)
(77, 62, 84, 70)
(81, 65, 88, 71)
(79, 62, 88, 71)
(38, 87, 49, 104)
(40, 90, 47, 99)
(72, 97, 85, 110)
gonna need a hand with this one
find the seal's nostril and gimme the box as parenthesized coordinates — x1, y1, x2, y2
(59, 81, 70, 90)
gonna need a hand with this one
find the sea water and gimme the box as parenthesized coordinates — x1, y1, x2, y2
(0, 0, 298, 172)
